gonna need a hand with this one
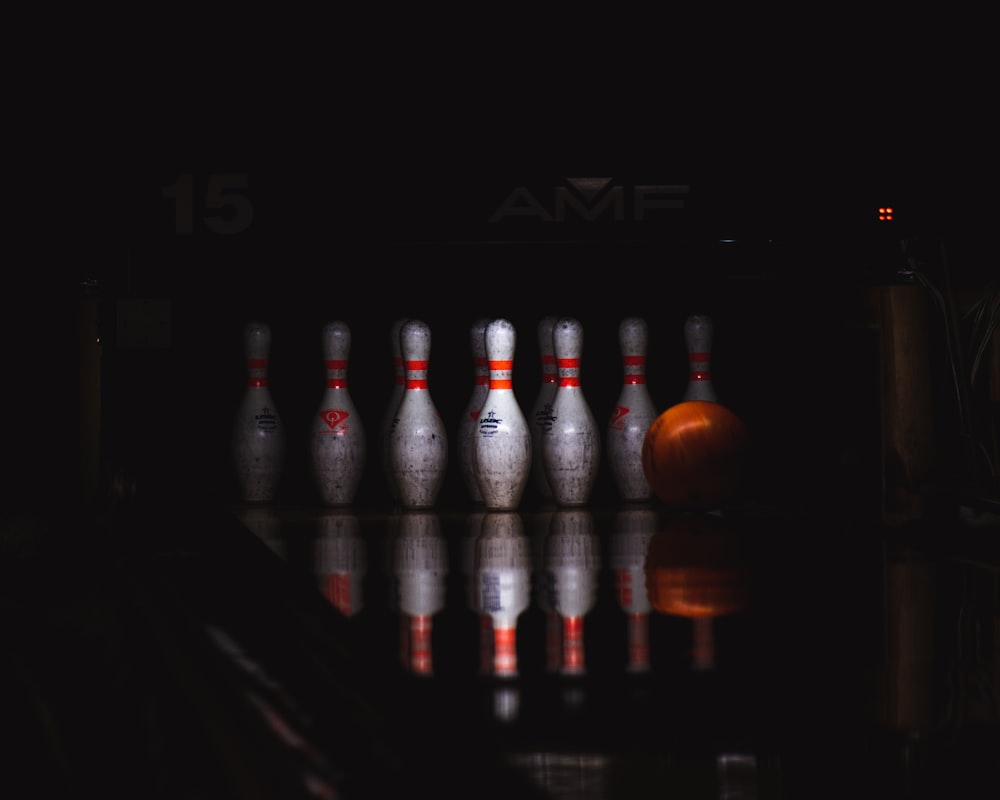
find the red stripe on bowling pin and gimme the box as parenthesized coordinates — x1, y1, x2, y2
(405, 360, 429, 390)
(488, 358, 514, 390)
(541, 354, 557, 383)
(246, 357, 269, 387)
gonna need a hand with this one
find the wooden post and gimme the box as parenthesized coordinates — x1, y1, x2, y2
(864, 285, 939, 525)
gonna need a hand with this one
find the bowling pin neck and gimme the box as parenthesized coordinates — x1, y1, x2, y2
(683, 314, 717, 401)
(400, 320, 432, 389)
(243, 322, 272, 387)
(321, 321, 351, 361)
(553, 318, 584, 387)
(244, 321, 272, 358)
(684, 314, 713, 360)
(321, 321, 351, 389)
(553, 318, 583, 360)
(485, 319, 516, 390)
(619, 317, 649, 386)
(471, 317, 490, 385)
(485, 318, 516, 362)
(538, 316, 558, 386)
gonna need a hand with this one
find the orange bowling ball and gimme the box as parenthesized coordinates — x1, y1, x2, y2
(641, 401, 749, 510)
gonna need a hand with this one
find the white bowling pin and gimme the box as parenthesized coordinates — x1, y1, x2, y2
(542, 318, 600, 507)
(474, 511, 531, 678)
(473, 319, 532, 511)
(233, 321, 285, 503)
(529, 316, 558, 500)
(388, 319, 448, 509)
(381, 317, 409, 504)
(683, 313, 719, 402)
(457, 318, 490, 504)
(310, 321, 366, 506)
(607, 317, 658, 502)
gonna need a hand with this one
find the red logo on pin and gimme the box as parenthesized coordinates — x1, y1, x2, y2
(320, 409, 349, 432)
(609, 405, 630, 430)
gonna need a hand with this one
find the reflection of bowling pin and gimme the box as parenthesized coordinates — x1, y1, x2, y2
(458, 318, 490, 505)
(313, 512, 366, 617)
(389, 320, 448, 510)
(544, 509, 600, 675)
(607, 317, 658, 502)
(543, 318, 600, 507)
(310, 321, 366, 506)
(610, 505, 658, 673)
(529, 316, 558, 501)
(683, 314, 719, 402)
(474, 319, 532, 511)
(382, 318, 409, 504)
(233, 321, 285, 503)
(475, 512, 532, 678)
(392, 511, 448, 676)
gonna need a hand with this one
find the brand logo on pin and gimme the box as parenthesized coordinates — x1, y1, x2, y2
(320, 408, 350, 432)
(255, 408, 278, 431)
(537, 405, 556, 433)
(609, 405, 630, 430)
(479, 409, 502, 436)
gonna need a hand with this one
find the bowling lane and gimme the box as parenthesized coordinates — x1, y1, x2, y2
(4, 492, 999, 799)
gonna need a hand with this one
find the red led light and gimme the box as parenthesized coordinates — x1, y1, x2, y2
(878, 206, 894, 221)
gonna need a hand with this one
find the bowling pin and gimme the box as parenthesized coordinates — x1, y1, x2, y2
(233, 321, 285, 503)
(388, 319, 448, 509)
(381, 317, 409, 504)
(606, 316, 658, 502)
(473, 319, 532, 511)
(309, 321, 366, 506)
(529, 316, 558, 500)
(457, 318, 490, 504)
(683, 313, 719, 402)
(542, 317, 600, 507)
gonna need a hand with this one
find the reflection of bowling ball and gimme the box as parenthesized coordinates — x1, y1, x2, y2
(641, 401, 748, 510)
(644, 512, 750, 618)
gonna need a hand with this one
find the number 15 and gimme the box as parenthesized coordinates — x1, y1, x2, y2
(162, 174, 254, 235)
